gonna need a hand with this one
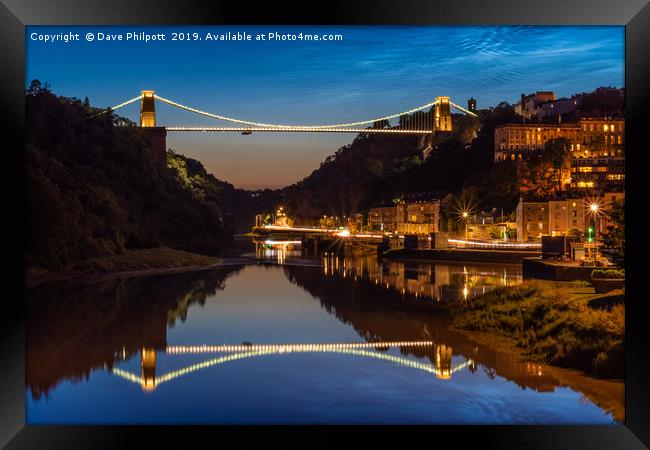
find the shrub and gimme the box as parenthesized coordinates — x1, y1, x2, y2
(591, 269, 625, 279)
(453, 281, 624, 378)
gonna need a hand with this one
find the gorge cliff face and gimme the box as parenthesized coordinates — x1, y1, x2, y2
(25, 87, 235, 270)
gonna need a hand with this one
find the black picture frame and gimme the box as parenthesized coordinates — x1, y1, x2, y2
(3, 0, 648, 447)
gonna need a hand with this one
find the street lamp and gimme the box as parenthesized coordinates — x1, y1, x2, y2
(589, 203, 599, 265)
(462, 212, 469, 247)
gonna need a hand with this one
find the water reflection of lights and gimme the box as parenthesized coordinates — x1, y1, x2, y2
(112, 342, 474, 391)
(167, 340, 437, 354)
(448, 239, 541, 248)
(255, 241, 301, 264)
(321, 254, 522, 303)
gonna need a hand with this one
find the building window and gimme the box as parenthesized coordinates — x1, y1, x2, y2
(538, 223, 543, 230)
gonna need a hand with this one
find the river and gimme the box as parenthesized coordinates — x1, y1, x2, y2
(25, 238, 623, 424)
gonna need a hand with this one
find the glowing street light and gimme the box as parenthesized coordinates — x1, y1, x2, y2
(588, 202, 600, 265)
(454, 196, 478, 249)
(461, 211, 469, 247)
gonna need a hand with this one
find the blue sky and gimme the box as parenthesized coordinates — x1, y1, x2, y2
(26, 26, 624, 189)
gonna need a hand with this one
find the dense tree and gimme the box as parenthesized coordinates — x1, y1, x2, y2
(519, 137, 571, 199)
(578, 87, 624, 118)
(25, 84, 236, 270)
(600, 201, 625, 266)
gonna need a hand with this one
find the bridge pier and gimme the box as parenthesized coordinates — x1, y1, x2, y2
(140, 90, 167, 164)
(141, 347, 157, 391)
(435, 344, 453, 380)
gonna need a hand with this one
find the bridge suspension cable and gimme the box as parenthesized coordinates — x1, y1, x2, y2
(154, 94, 442, 129)
(449, 101, 478, 117)
(110, 94, 144, 111)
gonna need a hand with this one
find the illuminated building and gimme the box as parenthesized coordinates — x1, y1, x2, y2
(516, 193, 624, 242)
(514, 91, 556, 119)
(369, 198, 442, 235)
(537, 97, 579, 119)
(516, 200, 549, 242)
(396, 200, 442, 235)
(368, 205, 398, 232)
(494, 118, 624, 162)
(570, 157, 625, 191)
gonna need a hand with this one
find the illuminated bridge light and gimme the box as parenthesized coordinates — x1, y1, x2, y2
(112, 347, 475, 389)
(103, 92, 478, 134)
(165, 340, 437, 354)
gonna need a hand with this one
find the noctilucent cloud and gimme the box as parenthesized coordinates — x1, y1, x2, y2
(26, 26, 624, 189)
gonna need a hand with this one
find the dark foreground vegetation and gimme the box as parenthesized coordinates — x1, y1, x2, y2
(25, 82, 277, 275)
(25, 82, 233, 271)
(453, 281, 624, 379)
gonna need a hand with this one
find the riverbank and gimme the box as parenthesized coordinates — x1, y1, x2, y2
(451, 326, 624, 422)
(384, 248, 540, 264)
(522, 257, 598, 281)
(26, 247, 221, 287)
(450, 280, 624, 379)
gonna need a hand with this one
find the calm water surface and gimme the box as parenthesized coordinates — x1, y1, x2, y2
(26, 239, 623, 424)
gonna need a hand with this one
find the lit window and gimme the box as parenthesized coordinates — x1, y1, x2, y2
(603, 125, 609, 132)
(611, 125, 615, 132)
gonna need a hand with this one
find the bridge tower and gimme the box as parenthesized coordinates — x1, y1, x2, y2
(435, 343, 453, 380)
(434, 96, 453, 132)
(140, 90, 156, 127)
(139, 90, 167, 163)
(141, 348, 157, 391)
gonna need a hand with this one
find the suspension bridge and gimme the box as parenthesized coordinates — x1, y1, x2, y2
(109, 341, 474, 391)
(108, 90, 478, 135)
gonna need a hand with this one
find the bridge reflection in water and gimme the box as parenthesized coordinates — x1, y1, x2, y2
(112, 342, 473, 391)
(322, 253, 522, 303)
(254, 240, 302, 264)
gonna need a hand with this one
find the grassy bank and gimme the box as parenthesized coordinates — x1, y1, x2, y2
(452, 281, 624, 379)
(26, 247, 220, 287)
